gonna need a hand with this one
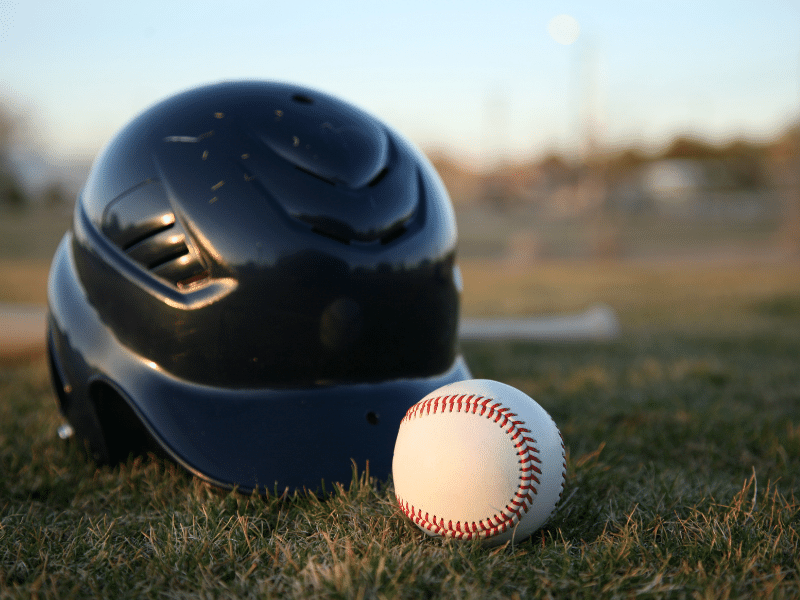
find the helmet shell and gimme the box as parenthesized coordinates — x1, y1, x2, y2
(47, 81, 470, 492)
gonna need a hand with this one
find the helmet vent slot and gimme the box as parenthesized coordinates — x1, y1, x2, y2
(291, 93, 314, 104)
(146, 246, 190, 270)
(119, 220, 207, 287)
(121, 221, 176, 251)
(125, 222, 188, 267)
(101, 184, 207, 288)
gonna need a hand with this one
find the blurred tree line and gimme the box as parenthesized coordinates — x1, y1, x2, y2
(432, 121, 800, 210)
(0, 102, 71, 211)
(0, 105, 26, 209)
(604, 135, 773, 191)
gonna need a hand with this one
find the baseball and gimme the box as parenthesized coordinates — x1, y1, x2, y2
(392, 379, 566, 546)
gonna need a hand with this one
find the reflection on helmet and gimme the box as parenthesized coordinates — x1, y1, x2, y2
(47, 81, 470, 494)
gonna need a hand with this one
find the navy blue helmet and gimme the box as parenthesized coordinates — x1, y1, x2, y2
(47, 81, 469, 494)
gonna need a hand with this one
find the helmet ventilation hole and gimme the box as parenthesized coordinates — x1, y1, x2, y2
(291, 93, 314, 104)
(366, 412, 380, 425)
(146, 246, 190, 270)
(121, 220, 175, 251)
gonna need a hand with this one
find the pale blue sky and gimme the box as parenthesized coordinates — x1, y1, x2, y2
(1, 0, 799, 166)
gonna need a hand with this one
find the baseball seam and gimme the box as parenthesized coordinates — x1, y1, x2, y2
(396, 394, 542, 541)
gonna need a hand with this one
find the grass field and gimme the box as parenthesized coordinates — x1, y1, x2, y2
(1, 205, 799, 598)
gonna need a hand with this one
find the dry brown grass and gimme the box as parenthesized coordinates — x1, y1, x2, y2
(460, 256, 800, 334)
(0, 259, 50, 304)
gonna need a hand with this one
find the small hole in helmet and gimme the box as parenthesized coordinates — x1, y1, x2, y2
(291, 94, 314, 104)
(366, 411, 380, 426)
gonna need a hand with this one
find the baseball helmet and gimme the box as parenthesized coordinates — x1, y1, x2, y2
(47, 81, 470, 494)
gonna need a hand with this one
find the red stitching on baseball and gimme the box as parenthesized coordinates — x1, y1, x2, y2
(397, 394, 541, 541)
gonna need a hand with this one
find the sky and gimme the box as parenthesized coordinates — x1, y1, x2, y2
(1, 0, 799, 172)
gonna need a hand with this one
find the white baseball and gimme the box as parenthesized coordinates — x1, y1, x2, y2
(392, 379, 566, 546)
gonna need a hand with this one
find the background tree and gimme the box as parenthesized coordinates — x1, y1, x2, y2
(0, 102, 27, 210)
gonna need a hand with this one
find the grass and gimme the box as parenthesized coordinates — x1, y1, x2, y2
(460, 257, 800, 336)
(0, 205, 69, 304)
(1, 206, 799, 597)
(1, 335, 798, 598)
(2, 263, 800, 598)
(0, 206, 72, 265)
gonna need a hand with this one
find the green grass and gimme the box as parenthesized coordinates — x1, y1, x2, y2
(1, 206, 799, 597)
(2, 327, 799, 598)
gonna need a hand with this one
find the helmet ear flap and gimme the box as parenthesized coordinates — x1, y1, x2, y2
(89, 382, 161, 464)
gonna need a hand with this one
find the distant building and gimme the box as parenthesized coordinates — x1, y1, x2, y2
(642, 159, 706, 205)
